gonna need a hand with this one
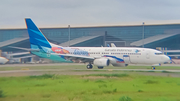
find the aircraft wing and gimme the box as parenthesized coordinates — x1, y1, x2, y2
(52, 53, 95, 63)
(13, 55, 36, 59)
(7, 52, 30, 56)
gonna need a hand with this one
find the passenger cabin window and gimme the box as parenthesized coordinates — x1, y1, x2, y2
(155, 53, 163, 55)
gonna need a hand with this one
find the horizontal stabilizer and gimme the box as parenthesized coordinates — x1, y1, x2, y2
(9, 46, 40, 52)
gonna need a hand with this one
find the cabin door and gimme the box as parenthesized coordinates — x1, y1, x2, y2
(123, 55, 130, 64)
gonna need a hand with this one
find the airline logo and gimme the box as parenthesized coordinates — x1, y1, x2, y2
(52, 47, 70, 54)
(51, 47, 89, 56)
(135, 49, 140, 53)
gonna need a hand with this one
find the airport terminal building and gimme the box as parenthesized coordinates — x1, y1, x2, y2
(0, 23, 180, 53)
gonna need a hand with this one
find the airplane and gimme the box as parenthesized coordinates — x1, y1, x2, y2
(0, 57, 8, 64)
(16, 18, 171, 69)
(1, 51, 36, 64)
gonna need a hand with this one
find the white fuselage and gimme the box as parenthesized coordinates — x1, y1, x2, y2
(63, 47, 170, 64)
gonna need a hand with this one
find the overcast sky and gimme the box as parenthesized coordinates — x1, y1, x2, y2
(1, 0, 180, 28)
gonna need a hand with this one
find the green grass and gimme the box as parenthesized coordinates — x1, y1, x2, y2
(0, 65, 85, 71)
(0, 74, 180, 101)
(88, 73, 129, 77)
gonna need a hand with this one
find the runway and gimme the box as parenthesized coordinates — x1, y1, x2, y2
(1, 68, 180, 73)
(0, 68, 180, 77)
(75, 69, 180, 72)
(0, 63, 180, 67)
(0, 63, 180, 77)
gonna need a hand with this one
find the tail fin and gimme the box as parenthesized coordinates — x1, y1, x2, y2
(25, 18, 51, 49)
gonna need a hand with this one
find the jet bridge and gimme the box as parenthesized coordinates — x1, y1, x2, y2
(130, 29, 180, 48)
(0, 37, 30, 51)
(130, 33, 179, 47)
(0, 37, 29, 47)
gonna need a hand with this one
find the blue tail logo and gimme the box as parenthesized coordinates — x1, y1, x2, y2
(25, 18, 51, 49)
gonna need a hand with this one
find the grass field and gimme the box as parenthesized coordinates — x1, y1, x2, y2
(1, 73, 180, 101)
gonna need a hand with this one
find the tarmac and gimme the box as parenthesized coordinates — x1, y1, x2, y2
(0, 63, 180, 77)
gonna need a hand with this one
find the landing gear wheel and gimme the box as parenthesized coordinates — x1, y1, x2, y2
(87, 64, 93, 69)
(98, 66, 104, 69)
(151, 66, 156, 70)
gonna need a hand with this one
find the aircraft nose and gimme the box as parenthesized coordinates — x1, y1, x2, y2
(4, 58, 9, 63)
(0, 57, 9, 64)
(163, 55, 171, 63)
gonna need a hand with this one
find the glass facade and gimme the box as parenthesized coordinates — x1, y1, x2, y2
(1, 23, 180, 51)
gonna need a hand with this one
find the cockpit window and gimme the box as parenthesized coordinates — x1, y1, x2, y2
(155, 53, 164, 55)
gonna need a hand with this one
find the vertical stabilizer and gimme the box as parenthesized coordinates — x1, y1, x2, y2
(25, 18, 51, 48)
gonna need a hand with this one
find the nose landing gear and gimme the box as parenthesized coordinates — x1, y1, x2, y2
(151, 66, 156, 70)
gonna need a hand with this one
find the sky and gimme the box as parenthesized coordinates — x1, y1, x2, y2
(1, 0, 180, 28)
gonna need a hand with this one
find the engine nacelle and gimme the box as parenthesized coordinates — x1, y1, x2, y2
(109, 58, 128, 67)
(93, 58, 110, 67)
(111, 63, 128, 67)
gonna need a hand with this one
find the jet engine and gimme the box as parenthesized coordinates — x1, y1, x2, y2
(93, 58, 110, 67)
(109, 58, 128, 67)
(111, 63, 128, 67)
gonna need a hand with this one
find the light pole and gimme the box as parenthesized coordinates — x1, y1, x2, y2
(68, 25, 70, 47)
(142, 22, 145, 48)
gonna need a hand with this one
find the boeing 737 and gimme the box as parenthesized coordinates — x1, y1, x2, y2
(21, 18, 171, 69)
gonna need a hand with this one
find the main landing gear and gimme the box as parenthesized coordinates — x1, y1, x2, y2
(86, 64, 93, 69)
(86, 64, 104, 69)
(98, 66, 104, 69)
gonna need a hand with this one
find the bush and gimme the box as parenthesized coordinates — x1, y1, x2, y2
(83, 79, 89, 83)
(0, 90, 5, 98)
(119, 96, 132, 101)
(102, 88, 117, 94)
(95, 80, 106, 83)
(29, 74, 55, 79)
(42, 94, 51, 98)
(103, 90, 112, 94)
(89, 74, 129, 78)
(138, 89, 143, 92)
(98, 84, 107, 88)
(34, 83, 46, 87)
(162, 71, 171, 73)
(113, 88, 117, 92)
(144, 80, 158, 84)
